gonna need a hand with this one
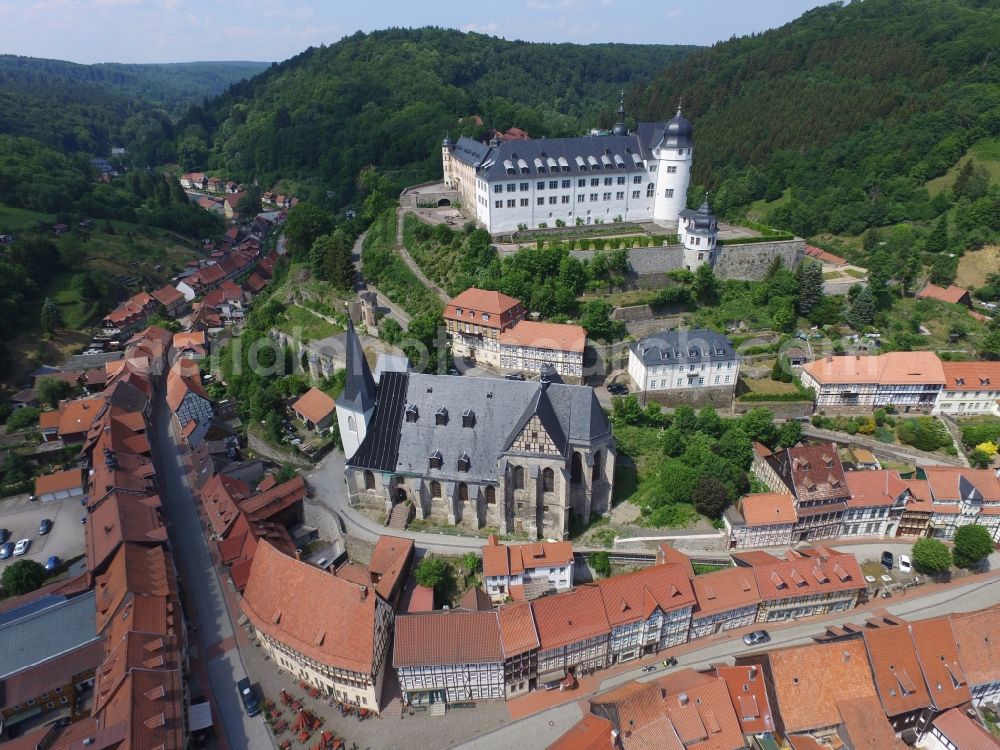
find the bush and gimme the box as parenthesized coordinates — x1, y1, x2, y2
(591, 551, 611, 577)
(1, 559, 47, 596)
(912, 538, 952, 574)
(952, 524, 994, 569)
(5, 407, 40, 434)
(896, 417, 952, 452)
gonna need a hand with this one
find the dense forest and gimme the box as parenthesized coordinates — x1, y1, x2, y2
(636, 0, 1000, 237)
(181, 28, 694, 205)
(0, 56, 267, 156)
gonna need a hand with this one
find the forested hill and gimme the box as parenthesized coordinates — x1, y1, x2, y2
(186, 28, 695, 205)
(635, 0, 1000, 237)
(0, 56, 268, 156)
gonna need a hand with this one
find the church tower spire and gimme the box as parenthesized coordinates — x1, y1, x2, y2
(337, 317, 377, 459)
(612, 91, 628, 136)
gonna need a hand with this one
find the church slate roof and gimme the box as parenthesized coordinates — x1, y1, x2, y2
(347, 373, 610, 484)
(337, 319, 376, 415)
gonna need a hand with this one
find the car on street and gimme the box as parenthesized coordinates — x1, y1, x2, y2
(45, 556, 60, 571)
(543, 680, 562, 691)
(38, 518, 53, 535)
(0, 542, 13, 560)
(743, 630, 771, 646)
(640, 665, 657, 673)
(898, 554, 912, 573)
(237, 678, 260, 717)
(504, 373, 525, 381)
(13, 539, 30, 556)
(881, 551, 894, 570)
(0, 528, 8, 544)
(607, 382, 629, 395)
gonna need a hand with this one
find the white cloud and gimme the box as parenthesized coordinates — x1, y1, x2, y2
(665, 8, 682, 18)
(462, 20, 500, 35)
(526, 0, 579, 10)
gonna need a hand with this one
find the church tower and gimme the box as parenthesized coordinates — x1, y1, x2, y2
(336, 318, 377, 460)
(652, 106, 694, 224)
(679, 194, 719, 271)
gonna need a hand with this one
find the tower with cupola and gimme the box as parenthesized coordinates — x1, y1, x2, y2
(679, 194, 719, 271)
(652, 106, 694, 224)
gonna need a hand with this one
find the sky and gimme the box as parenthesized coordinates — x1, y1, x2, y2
(3, 0, 830, 64)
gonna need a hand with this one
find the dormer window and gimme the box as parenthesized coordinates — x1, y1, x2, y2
(455, 308, 463, 316)
(457, 453, 471, 472)
(429, 451, 443, 470)
(482, 313, 490, 321)
(981, 378, 991, 385)
(405, 404, 418, 423)
(435, 407, 448, 426)
(462, 410, 476, 428)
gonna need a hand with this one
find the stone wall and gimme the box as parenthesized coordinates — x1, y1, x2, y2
(611, 304, 655, 322)
(643, 385, 737, 409)
(247, 433, 312, 467)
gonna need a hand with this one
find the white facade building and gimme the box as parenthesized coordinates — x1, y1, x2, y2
(934, 361, 1000, 416)
(482, 537, 574, 603)
(443, 106, 694, 234)
(678, 196, 720, 270)
(628, 328, 740, 395)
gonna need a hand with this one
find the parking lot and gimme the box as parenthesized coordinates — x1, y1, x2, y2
(0, 492, 85, 571)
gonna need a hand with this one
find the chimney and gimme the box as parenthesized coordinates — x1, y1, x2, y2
(678, 692, 689, 706)
(843, 650, 851, 664)
(360, 586, 368, 601)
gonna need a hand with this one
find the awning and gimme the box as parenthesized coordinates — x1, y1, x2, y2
(188, 701, 213, 731)
(537, 668, 566, 683)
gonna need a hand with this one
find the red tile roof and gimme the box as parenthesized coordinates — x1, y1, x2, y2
(747, 640, 877, 734)
(690, 566, 760, 618)
(802, 351, 945, 386)
(744, 549, 863, 602)
(740, 493, 797, 526)
(94, 544, 177, 634)
(394, 610, 504, 667)
(481, 536, 574, 577)
(547, 713, 616, 750)
(933, 707, 1000, 750)
(34, 467, 85, 497)
(291, 387, 335, 425)
(366, 535, 414, 602)
(861, 624, 931, 717)
(924, 467, 1000, 502)
(531, 586, 610, 651)
(836, 696, 909, 750)
(499, 321, 586, 354)
(406, 585, 435, 613)
(0, 639, 106, 710)
(907, 617, 971, 710)
(497, 601, 540, 656)
(949, 606, 1000, 694)
(446, 287, 522, 318)
(710, 665, 774, 735)
(241, 540, 386, 675)
(845, 469, 908, 508)
(940, 361, 1000, 391)
(804, 245, 847, 265)
(656, 544, 695, 577)
(917, 283, 971, 305)
(86, 493, 167, 574)
(594, 564, 696, 629)
(239, 475, 306, 521)
(150, 284, 184, 309)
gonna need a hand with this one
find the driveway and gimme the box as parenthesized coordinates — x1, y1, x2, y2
(150, 390, 274, 750)
(0, 492, 84, 571)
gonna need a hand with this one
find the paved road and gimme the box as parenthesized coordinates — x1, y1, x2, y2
(0, 491, 84, 573)
(352, 231, 412, 328)
(151, 389, 273, 750)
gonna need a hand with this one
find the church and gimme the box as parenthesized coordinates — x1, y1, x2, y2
(337, 320, 615, 540)
(441, 102, 695, 234)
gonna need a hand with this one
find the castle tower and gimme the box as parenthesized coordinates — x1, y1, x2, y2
(442, 134, 456, 189)
(359, 290, 378, 332)
(679, 194, 719, 271)
(336, 318, 377, 460)
(612, 93, 628, 136)
(652, 106, 694, 224)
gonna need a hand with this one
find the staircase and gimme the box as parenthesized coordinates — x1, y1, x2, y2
(387, 503, 413, 530)
(429, 702, 446, 717)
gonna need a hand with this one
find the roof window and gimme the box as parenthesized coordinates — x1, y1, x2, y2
(429, 451, 443, 470)
(405, 404, 418, 423)
(457, 453, 471, 472)
(435, 407, 448, 426)
(462, 409, 476, 428)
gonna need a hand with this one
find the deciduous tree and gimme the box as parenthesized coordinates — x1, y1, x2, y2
(911, 538, 951, 574)
(952, 524, 993, 569)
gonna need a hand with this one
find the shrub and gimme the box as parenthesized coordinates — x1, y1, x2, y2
(897, 417, 952, 452)
(591, 551, 612, 577)
(1, 559, 47, 596)
(912, 538, 951, 574)
(5, 407, 41, 434)
(953, 524, 994, 569)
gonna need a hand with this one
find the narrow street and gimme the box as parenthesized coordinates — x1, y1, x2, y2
(150, 388, 274, 750)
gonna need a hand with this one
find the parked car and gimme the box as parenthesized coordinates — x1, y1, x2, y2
(0, 528, 9, 544)
(237, 678, 260, 717)
(13, 539, 30, 556)
(607, 383, 629, 395)
(898, 554, 912, 573)
(38, 518, 53, 535)
(504, 373, 526, 381)
(743, 630, 771, 646)
(640, 665, 657, 673)
(45, 556, 60, 571)
(0, 542, 13, 560)
(543, 680, 562, 691)
(881, 551, 894, 570)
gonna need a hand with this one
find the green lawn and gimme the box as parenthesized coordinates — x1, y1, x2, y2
(745, 188, 791, 222)
(741, 377, 799, 395)
(275, 304, 343, 342)
(0, 204, 54, 232)
(926, 137, 1000, 196)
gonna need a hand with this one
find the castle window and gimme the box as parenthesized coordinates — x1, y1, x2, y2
(430, 480, 442, 497)
(347, 415, 356, 432)
(486, 486, 496, 504)
(429, 451, 443, 470)
(459, 483, 469, 503)
(458, 453, 471, 472)
(364, 470, 375, 490)
(647, 183, 655, 198)
(542, 467, 554, 493)
(435, 407, 448, 426)
(512, 465, 525, 489)
(665, 188, 674, 198)
(593, 450, 602, 482)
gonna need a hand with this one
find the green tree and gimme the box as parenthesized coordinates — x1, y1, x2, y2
(969, 448, 992, 469)
(952, 524, 994, 569)
(1, 559, 47, 596)
(693, 263, 719, 305)
(359, 166, 391, 221)
(796, 262, 824, 316)
(924, 214, 948, 253)
(461, 552, 479, 575)
(35, 377, 72, 408)
(40, 297, 62, 335)
(580, 299, 621, 341)
(414, 557, 454, 602)
(776, 420, 803, 448)
(691, 475, 732, 518)
(5, 407, 40, 434)
(236, 185, 263, 217)
(284, 202, 334, 259)
(980, 327, 1000, 361)
(847, 285, 875, 329)
(911, 538, 952, 574)
(695, 406, 722, 437)
(591, 551, 612, 577)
